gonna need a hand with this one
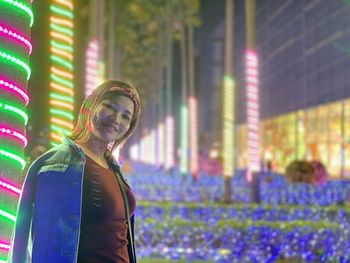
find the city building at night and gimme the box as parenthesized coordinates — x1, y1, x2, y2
(198, 0, 350, 178)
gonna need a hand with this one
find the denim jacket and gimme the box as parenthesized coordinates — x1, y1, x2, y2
(9, 138, 137, 263)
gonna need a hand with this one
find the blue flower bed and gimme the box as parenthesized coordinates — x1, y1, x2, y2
(135, 217, 350, 262)
(136, 202, 350, 226)
(124, 163, 350, 205)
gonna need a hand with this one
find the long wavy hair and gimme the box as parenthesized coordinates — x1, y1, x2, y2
(68, 80, 141, 152)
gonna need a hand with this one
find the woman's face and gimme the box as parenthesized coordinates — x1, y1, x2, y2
(90, 95, 134, 143)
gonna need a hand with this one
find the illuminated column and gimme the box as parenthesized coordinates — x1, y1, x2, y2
(189, 97, 199, 178)
(180, 106, 189, 175)
(157, 122, 165, 167)
(49, 0, 75, 146)
(85, 39, 99, 97)
(129, 144, 139, 161)
(222, 76, 235, 176)
(245, 50, 260, 177)
(164, 116, 175, 169)
(222, 0, 235, 203)
(245, 0, 260, 182)
(0, 0, 33, 261)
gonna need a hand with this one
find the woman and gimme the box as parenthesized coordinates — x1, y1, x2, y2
(10, 80, 141, 263)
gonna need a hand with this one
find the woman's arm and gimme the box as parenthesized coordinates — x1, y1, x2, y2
(8, 164, 37, 263)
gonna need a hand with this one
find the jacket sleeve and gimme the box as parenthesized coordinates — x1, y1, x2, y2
(8, 163, 37, 263)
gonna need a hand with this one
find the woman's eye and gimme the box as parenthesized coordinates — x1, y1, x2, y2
(122, 115, 130, 120)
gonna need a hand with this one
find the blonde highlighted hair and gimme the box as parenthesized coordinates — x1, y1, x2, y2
(68, 80, 141, 151)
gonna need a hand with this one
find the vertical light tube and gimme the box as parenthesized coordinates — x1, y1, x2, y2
(0, 0, 33, 261)
(85, 39, 99, 97)
(49, 0, 75, 146)
(189, 97, 199, 178)
(245, 49, 260, 180)
(180, 105, 189, 174)
(157, 122, 165, 167)
(222, 76, 235, 177)
(165, 115, 175, 169)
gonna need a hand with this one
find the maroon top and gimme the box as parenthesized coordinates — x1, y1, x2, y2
(77, 155, 136, 263)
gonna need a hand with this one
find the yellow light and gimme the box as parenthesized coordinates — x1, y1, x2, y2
(49, 99, 73, 111)
(50, 31, 73, 45)
(51, 66, 73, 79)
(54, 0, 74, 10)
(50, 117, 74, 129)
(50, 82, 73, 96)
(50, 16, 73, 28)
(222, 75, 235, 177)
(50, 47, 73, 60)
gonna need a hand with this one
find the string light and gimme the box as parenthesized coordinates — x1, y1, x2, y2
(0, 78, 29, 105)
(222, 76, 235, 177)
(0, 209, 16, 223)
(0, 24, 32, 54)
(189, 97, 199, 177)
(180, 105, 189, 174)
(0, 0, 34, 27)
(0, 147, 26, 170)
(245, 49, 260, 180)
(49, 0, 74, 145)
(0, 125, 27, 146)
(0, 100, 28, 124)
(165, 115, 175, 169)
(85, 39, 99, 97)
(0, 178, 21, 195)
(0, 50, 31, 79)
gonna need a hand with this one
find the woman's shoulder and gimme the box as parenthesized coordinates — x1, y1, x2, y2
(30, 143, 83, 168)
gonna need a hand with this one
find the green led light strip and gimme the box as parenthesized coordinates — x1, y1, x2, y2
(51, 40, 73, 52)
(0, 101, 28, 124)
(51, 55, 73, 70)
(50, 23, 73, 37)
(0, 148, 26, 170)
(51, 124, 71, 135)
(49, 92, 74, 102)
(49, 109, 74, 121)
(0, 50, 31, 79)
(0, 0, 34, 27)
(50, 5, 73, 19)
(51, 73, 73, 88)
(0, 208, 16, 223)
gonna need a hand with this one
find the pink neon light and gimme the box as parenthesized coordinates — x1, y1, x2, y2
(0, 179, 21, 195)
(189, 97, 199, 176)
(0, 24, 32, 54)
(165, 115, 175, 169)
(0, 78, 29, 105)
(85, 39, 99, 97)
(0, 125, 27, 147)
(245, 49, 260, 176)
(0, 241, 10, 251)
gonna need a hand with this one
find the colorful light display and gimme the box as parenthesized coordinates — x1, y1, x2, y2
(180, 105, 189, 174)
(245, 49, 260, 180)
(189, 97, 199, 178)
(157, 122, 165, 167)
(222, 76, 235, 177)
(164, 115, 175, 170)
(0, 179, 21, 195)
(0, 78, 29, 105)
(85, 39, 99, 97)
(0, 0, 33, 261)
(49, 0, 74, 146)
